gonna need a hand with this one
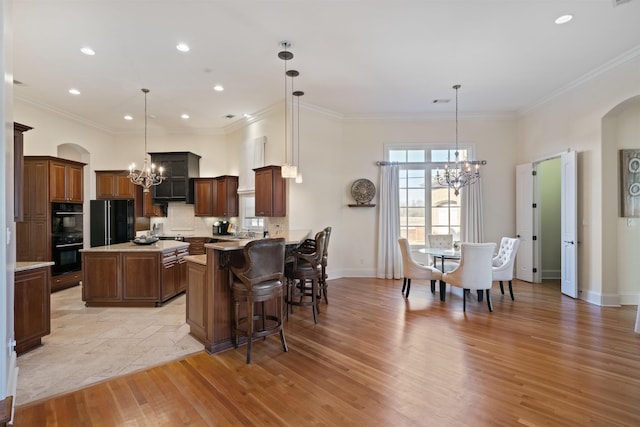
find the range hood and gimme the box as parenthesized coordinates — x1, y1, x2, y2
(149, 152, 201, 203)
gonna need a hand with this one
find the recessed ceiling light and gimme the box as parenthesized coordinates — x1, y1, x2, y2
(213, 85, 224, 92)
(124, 115, 133, 121)
(176, 43, 190, 52)
(80, 47, 95, 56)
(243, 113, 251, 118)
(555, 14, 573, 24)
(69, 88, 81, 95)
(181, 114, 190, 119)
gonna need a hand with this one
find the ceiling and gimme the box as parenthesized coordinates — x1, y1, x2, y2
(11, 0, 640, 135)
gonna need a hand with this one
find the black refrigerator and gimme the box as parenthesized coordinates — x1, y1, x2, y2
(90, 199, 135, 247)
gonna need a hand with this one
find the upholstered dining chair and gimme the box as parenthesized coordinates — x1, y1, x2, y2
(398, 238, 443, 298)
(427, 234, 459, 272)
(230, 238, 288, 364)
(492, 237, 520, 300)
(441, 242, 497, 312)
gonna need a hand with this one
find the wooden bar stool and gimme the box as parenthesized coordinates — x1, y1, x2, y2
(285, 230, 327, 324)
(230, 238, 288, 364)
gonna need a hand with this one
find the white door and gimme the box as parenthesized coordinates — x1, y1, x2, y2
(561, 151, 578, 298)
(516, 163, 534, 282)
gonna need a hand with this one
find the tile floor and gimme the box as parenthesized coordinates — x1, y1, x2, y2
(16, 285, 203, 406)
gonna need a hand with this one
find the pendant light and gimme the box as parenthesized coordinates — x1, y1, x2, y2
(278, 41, 297, 179)
(293, 90, 304, 183)
(128, 88, 166, 192)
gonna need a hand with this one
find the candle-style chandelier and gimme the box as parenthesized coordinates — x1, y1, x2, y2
(435, 84, 485, 196)
(128, 88, 166, 192)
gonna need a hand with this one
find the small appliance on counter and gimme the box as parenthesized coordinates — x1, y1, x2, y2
(213, 220, 230, 235)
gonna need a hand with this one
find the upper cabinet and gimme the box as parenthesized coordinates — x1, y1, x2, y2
(24, 156, 85, 204)
(149, 152, 200, 203)
(193, 176, 238, 217)
(254, 165, 286, 217)
(216, 175, 239, 217)
(95, 170, 137, 199)
(14, 122, 33, 221)
(50, 159, 84, 203)
(95, 170, 166, 217)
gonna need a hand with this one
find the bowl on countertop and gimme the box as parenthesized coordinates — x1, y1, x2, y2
(132, 236, 159, 245)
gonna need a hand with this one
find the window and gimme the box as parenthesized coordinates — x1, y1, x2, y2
(389, 145, 467, 247)
(239, 193, 264, 233)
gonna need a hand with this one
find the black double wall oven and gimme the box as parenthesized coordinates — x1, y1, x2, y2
(51, 202, 83, 276)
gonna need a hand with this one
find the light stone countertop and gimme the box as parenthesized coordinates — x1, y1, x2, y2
(184, 254, 207, 265)
(15, 261, 55, 272)
(205, 229, 311, 252)
(79, 240, 190, 253)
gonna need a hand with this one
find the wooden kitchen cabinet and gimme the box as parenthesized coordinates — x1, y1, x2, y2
(186, 256, 207, 343)
(254, 165, 286, 217)
(95, 170, 137, 199)
(193, 176, 238, 217)
(16, 220, 48, 262)
(216, 175, 238, 217)
(185, 237, 210, 255)
(14, 265, 51, 355)
(14, 123, 33, 221)
(142, 191, 166, 217)
(50, 159, 84, 202)
(193, 178, 216, 216)
(82, 242, 188, 307)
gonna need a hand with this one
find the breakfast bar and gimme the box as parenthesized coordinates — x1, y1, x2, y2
(197, 230, 309, 354)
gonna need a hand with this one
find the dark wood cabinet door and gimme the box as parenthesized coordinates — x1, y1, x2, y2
(122, 253, 160, 301)
(23, 160, 49, 219)
(49, 162, 68, 202)
(96, 173, 116, 198)
(67, 164, 84, 202)
(216, 176, 238, 217)
(161, 252, 177, 301)
(176, 248, 188, 293)
(194, 178, 215, 216)
(14, 123, 32, 221)
(82, 253, 121, 301)
(186, 260, 207, 342)
(254, 166, 285, 217)
(115, 174, 136, 198)
(142, 191, 166, 217)
(14, 266, 51, 355)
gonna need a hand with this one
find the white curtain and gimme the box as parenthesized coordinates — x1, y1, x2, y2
(376, 164, 402, 279)
(461, 178, 484, 243)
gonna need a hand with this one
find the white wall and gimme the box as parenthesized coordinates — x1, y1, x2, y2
(538, 158, 561, 279)
(519, 53, 640, 305)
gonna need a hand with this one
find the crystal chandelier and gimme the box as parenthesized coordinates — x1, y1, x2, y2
(128, 88, 166, 192)
(435, 84, 484, 196)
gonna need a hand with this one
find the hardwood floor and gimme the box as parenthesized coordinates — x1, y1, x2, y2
(13, 278, 640, 426)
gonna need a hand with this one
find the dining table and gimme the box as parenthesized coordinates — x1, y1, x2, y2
(419, 247, 461, 301)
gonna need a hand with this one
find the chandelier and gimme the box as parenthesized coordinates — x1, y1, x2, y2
(128, 88, 166, 192)
(435, 84, 484, 196)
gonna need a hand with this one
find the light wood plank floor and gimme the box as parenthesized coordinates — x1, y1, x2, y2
(13, 278, 640, 426)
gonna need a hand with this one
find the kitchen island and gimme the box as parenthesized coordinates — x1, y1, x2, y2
(196, 230, 310, 354)
(80, 240, 189, 307)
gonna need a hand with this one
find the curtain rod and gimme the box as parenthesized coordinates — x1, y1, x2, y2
(376, 160, 487, 166)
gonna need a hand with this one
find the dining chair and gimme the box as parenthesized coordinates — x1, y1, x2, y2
(441, 242, 497, 312)
(492, 237, 520, 300)
(398, 238, 443, 298)
(427, 234, 459, 272)
(229, 238, 288, 364)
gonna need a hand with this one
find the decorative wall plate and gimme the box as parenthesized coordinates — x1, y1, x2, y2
(351, 178, 376, 204)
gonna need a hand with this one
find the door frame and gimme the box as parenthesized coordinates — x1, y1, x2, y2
(517, 151, 578, 294)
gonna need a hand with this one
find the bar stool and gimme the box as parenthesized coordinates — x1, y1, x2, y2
(285, 230, 327, 324)
(230, 238, 288, 364)
(318, 226, 332, 304)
